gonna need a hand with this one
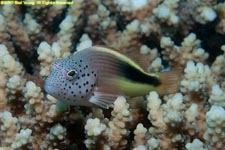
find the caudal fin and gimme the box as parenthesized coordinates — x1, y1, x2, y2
(156, 68, 183, 94)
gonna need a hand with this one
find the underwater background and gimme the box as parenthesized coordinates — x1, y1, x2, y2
(0, 0, 225, 150)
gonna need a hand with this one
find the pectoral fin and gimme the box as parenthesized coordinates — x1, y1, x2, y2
(88, 90, 122, 109)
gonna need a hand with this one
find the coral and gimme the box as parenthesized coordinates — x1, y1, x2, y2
(185, 139, 206, 150)
(47, 123, 67, 141)
(108, 96, 133, 149)
(0, 1, 224, 150)
(84, 96, 137, 149)
(215, 2, 225, 34)
(161, 33, 209, 67)
(153, 0, 180, 25)
(204, 105, 225, 150)
(37, 41, 64, 77)
(180, 61, 216, 93)
(209, 84, 225, 107)
(133, 123, 147, 148)
(11, 129, 32, 149)
(0, 111, 18, 146)
(194, 6, 217, 24)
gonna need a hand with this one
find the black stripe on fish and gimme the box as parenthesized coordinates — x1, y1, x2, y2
(118, 61, 161, 86)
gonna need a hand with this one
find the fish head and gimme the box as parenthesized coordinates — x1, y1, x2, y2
(44, 57, 97, 105)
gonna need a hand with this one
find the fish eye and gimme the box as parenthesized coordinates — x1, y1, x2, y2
(66, 69, 78, 80)
(67, 70, 76, 77)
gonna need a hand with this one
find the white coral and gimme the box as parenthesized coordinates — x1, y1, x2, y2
(153, 0, 180, 24)
(11, 129, 32, 149)
(37, 42, 63, 76)
(114, 0, 148, 11)
(181, 61, 215, 92)
(162, 93, 185, 127)
(0, 111, 17, 131)
(85, 118, 106, 136)
(195, 7, 217, 24)
(47, 124, 66, 140)
(209, 84, 225, 107)
(185, 139, 205, 150)
(204, 105, 225, 149)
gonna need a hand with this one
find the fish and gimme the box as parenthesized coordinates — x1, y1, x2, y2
(44, 46, 180, 108)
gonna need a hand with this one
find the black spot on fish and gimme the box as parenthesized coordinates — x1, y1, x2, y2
(76, 83, 78, 85)
(78, 85, 81, 88)
(86, 81, 89, 84)
(73, 94, 76, 97)
(69, 86, 71, 89)
(81, 96, 84, 98)
(82, 73, 85, 77)
(86, 89, 88, 93)
(80, 60, 82, 62)
(87, 73, 90, 76)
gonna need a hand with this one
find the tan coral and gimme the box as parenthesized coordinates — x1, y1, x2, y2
(133, 123, 147, 147)
(147, 91, 166, 128)
(108, 96, 133, 149)
(0, 14, 14, 53)
(204, 105, 225, 150)
(2, 6, 31, 55)
(215, 2, 225, 34)
(180, 61, 216, 93)
(0, 44, 24, 77)
(37, 41, 64, 77)
(153, 0, 180, 25)
(161, 33, 209, 67)
(0, 111, 18, 147)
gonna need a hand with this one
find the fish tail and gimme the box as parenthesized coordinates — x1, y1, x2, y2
(156, 68, 183, 94)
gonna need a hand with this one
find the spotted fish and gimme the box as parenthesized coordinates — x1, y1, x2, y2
(44, 46, 180, 108)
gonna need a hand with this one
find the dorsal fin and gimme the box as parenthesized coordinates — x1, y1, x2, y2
(95, 45, 150, 72)
(74, 46, 146, 78)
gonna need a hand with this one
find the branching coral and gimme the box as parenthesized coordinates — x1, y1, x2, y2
(85, 96, 136, 149)
(204, 105, 225, 149)
(161, 33, 209, 67)
(0, 1, 224, 149)
(215, 2, 225, 34)
(153, 0, 180, 25)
